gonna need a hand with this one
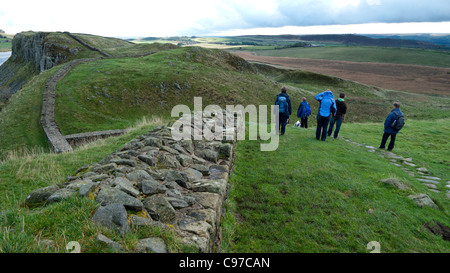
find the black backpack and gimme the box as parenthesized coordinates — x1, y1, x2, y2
(391, 111, 405, 131)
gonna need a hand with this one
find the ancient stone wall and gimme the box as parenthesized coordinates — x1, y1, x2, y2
(41, 58, 97, 153)
(26, 110, 242, 253)
(65, 129, 129, 147)
(64, 32, 111, 58)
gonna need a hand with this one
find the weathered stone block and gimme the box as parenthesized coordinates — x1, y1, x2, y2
(92, 203, 129, 236)
(142, 195, 176, 223)
(96, 186, 143, 211)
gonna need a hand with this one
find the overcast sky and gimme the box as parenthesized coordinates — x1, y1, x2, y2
(1, 0, 449, 37)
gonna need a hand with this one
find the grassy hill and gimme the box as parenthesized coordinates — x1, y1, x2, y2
(0, 32, 448, 253)
(1, 44, 449, 159)
(53, 46, 276, 135)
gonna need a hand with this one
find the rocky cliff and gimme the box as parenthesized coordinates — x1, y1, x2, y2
(0, 31, 103, 107)
(11, 32, 80, 72)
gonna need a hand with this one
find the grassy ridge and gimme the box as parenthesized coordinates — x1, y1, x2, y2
(222, 119, 449, 253)
(54, 47, 279, 135)
(253, 46, 450, 68)
(0, 66, 55, 159)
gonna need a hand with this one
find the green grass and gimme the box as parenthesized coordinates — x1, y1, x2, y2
(221, 119, 449, 253)
(54, 46, 279, 135)
(72, 33, 130, 50)
(0, 42, 11, 52)
(254, 46, 450, 68)
(0, 65, 54, 159)
(0, 36, 11, 52)
(342, 119, 450, 181)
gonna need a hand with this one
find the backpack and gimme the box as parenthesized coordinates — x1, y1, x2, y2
(276, 96, 288, 115)
(391, 111, 405, 131)
(298, 102, 311, 118)
(318, 98, 335, 117)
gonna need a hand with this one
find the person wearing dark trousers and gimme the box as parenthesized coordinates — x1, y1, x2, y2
(275, 86, 292, 135)
(314, 89, 337, 141)
(327, 93, 347, 139)
(297, 97, 311, 128)
(379, 102, 403, 151)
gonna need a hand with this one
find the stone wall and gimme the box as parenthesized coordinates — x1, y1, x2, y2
(64, 32, 111, 58)
(65, 129, 130, 147)
(26, 110, 242, 253)
(41, 58, 98, 153)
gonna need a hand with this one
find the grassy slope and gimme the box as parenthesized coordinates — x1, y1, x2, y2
(2, 45, 449, 158)
(258, 65, 450, 123)
(54, 46, 279, 135)
(0, 67, 55, 158)
(253, 46, 450, 68)
(0, 42, 188, 158)
(222, 119, 449, 253)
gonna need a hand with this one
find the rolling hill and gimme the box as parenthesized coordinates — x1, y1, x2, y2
(0, 31, 448, 253)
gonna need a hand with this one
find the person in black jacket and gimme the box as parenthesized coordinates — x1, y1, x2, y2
(327, 93, 347, 139)
(275, 86, 292, 135)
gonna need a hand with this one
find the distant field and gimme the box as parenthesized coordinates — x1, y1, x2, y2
(0, 38, 11, 52)
(252, 46, 450, 68)
(234, 51, 450, 95)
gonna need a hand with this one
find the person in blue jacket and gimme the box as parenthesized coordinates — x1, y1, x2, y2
(297, 97, 311, 128)
(275, 86, 292, 135)
(379, 102, 403, 151)
(314, 89, 337, 141)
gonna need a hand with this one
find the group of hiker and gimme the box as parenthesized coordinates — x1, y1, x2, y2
(275, 87, 404, 151)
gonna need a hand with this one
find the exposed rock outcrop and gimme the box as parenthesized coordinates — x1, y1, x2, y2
(11, 32, 74, 72)
(0, 31, 112, 105)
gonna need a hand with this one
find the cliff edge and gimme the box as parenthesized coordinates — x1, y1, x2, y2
(0, 31, 129, 109)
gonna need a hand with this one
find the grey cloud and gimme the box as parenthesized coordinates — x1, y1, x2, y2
(273, 0, 450, 26)
(183, 0, 450, 35)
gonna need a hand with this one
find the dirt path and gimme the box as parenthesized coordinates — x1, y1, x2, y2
(232, 51, 450, 95)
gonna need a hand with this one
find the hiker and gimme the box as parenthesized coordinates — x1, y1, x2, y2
(379, 102, 404, 151)
(327, 93, 347, 139)
(314, 89, 337, 141)
(275, 86, 292, 135)
(297, 97, 311, 128)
